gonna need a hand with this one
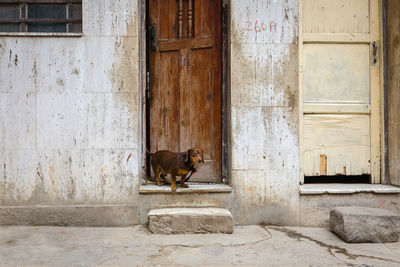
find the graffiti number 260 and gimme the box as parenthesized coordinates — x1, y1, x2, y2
(246, 20, 277, 32)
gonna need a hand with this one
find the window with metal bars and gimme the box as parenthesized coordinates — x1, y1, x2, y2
(0, 0, 82, 33)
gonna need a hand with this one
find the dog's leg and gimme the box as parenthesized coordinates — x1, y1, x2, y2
(159, 167, 168, 184)
(180, 174, 189, 188)
(171, 174, 177, 191)
(154, 166, 163, 186)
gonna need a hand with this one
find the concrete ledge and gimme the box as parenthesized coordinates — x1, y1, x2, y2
(300, 184, 400, 195)
(148, 207, 233, 234)
(140, 183, 232, 194)
(0, 205, 139, 226)
(0, 32, 83, 37)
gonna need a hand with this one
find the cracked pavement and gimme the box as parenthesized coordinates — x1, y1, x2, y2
(1, 225, 400, 266)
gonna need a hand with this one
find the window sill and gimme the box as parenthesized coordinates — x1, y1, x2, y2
(139, 183, 232, 194)
(300, 184, 400, 195)
(0, 32, 82, 37)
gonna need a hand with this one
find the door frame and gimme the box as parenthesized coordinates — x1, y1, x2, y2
(298, 0, 385, 184)
(138, 0, 230, 184)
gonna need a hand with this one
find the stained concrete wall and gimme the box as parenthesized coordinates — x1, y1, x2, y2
(230, 0, 300, 225)
(1, 0, 301, 226)
(387, 0, 400, 186)
(0, 0, 140, 225)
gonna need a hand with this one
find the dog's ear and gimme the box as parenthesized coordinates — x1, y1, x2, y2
(201, 150, 204, 163)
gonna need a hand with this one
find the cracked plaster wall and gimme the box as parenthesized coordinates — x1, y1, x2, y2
(0, 0, 140, 218)
(230, 0, 300, 225)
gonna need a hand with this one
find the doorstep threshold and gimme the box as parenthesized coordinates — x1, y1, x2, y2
(140, 182, 232, 194)
(300, 183, 400, 195)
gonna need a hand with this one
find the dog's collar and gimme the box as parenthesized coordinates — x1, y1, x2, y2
(182, 152, 197, 182)
(182, 152, 196, 172)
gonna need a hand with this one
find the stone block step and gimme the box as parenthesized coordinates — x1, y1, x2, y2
(330, 206, 400, 243)
(148, 207, 233, 234)
(139, 183, 232, 224)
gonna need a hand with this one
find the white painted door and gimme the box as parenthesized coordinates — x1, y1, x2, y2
(300, 0, 381, 182)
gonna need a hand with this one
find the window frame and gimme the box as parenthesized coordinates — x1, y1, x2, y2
(0, 0, 82, 33)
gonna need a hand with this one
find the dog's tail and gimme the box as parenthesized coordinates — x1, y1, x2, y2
(146, 148, 153, 156)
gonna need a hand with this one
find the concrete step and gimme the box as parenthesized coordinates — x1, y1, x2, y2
(148, 207, 233, 234)
(139, 183, 232, 224)
(330, 206, 400, 243)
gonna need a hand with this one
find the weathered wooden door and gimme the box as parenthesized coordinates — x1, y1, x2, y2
(300, 0, 381, 182)
(148, 0, 221, 182)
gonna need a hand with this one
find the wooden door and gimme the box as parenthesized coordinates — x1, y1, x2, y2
(300, 0, 381, 182)
(148, 0, 221, 182)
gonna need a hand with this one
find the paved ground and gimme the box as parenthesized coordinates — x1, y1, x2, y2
(1, 225, 400, 266)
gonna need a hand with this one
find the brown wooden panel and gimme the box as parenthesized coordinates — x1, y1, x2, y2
(149, 51, 180, 152)
(158, 0, 168, 40)
(189, 47, 221, 180)
(194, 0, 219, 37)
(201, 0, 212, 36)
(168, 0, 176, 39)
(179, 48, 191, 151)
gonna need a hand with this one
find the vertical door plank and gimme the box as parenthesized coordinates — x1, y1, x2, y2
(158, 0, 169, 40)
(168, 0, 177, 39)
(150, 51, 180, 152)
(179, 48, 191, 151)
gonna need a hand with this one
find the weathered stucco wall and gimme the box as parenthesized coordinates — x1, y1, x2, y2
(0, 0, 140, 225)
(387, 0, 400, 186)
(230, 0, 300, 225)
(1, 0, 301, 226)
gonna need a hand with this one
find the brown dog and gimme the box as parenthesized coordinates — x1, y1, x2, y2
(147, 148, 204, 191)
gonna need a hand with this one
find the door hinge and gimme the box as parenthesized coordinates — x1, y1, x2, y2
(372, 41, 378, 64)
(150, 25, 157, 51)
(146, 71, 150, 100)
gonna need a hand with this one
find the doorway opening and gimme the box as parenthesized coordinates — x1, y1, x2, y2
(144, 0, 228, 184)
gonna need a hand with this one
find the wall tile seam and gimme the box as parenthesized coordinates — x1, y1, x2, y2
(32, 147, 139, 152)
(0, 92, 140, 96)
(34, 92, 139, 95)
(33, 92, 139, 94)
(231, 106, 299, 109)
(231, 105, 298, 107)
(0, 35, 139, 41)
(0, 148, 139, 150)
(0, 36, 82, 40)
(81, 35, 139, 38)
(1, 147, 140, 151)
(0, 92, 37, 95)
(0, 149, 38, 151)
(0, 35, 140, 40)
(230, 42, 298, 45)
(231, 168, 299, 171)
(0, 204, 140, 208)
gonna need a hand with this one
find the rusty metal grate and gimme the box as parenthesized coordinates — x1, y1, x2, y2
(0, 0, 82, 33)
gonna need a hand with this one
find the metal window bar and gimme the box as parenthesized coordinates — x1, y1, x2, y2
(66, 2, 70, 32)
(20, 2, 26, 31)
(0, 0, 81, 33)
